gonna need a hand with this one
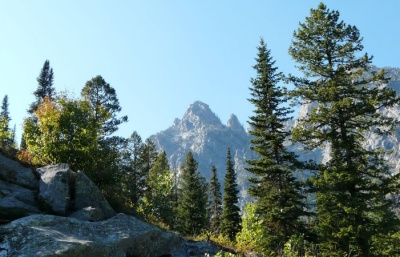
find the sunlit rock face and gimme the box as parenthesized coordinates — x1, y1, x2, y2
(150, 101, 254, 208)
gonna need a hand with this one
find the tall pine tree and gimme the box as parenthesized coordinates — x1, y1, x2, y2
(246, 38, 306, 255)
(1, 95, 10, 133)
(208, 165, 222, 234)
(123, 131, 144, 207)
(289, 3, 400, 256)
(81, 75, 128, 136)
(29, 60, 55, 114)
(220, 148, 241, 241)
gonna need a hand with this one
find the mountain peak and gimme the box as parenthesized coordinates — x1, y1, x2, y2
(227, 114, 244, 132)
(181, 101, 222, 130)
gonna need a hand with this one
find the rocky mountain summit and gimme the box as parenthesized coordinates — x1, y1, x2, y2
(0, 154, 219, 257)
(150, 101, 254, 207)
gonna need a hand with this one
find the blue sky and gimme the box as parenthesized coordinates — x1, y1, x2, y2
(1, 1, 399, 142)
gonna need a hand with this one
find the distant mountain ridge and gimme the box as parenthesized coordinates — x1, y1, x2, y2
(150, 66, 400, 208)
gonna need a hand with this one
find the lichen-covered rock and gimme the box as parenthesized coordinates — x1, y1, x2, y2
(0, 213, 219, 257)
(37, 164, 73, 216)
(73, 172, 115, 220)
(0, 180, 40, 220)
(0, 154, 38, 190)
(69, 206, 106, 222)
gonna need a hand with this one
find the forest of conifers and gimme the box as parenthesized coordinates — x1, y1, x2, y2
(1, 3, 400, 257)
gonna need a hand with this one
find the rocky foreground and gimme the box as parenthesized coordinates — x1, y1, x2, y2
(0, 154, 219, 257)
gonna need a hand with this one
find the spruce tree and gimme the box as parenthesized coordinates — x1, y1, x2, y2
(208, 165, 222, 234)
(177, 151, 208, 237)
(246, 38, 306, 255)
(1, 95, 10, 133)
(220, 148, 241, 241)
(0, 95, 15, 147)
(29, 60, 55, 114)
(289, 3, 400, 256)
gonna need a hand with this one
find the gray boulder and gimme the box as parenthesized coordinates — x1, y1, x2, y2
(0, 154, 38, 190)
(37, 164, 73, 216)
(0, 213, 219, 257)
(73, 171, 116, 220)
(69, 206, 107, 222)
(0, 180, 41, 220)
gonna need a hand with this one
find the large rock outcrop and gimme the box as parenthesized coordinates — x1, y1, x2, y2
(0, 214, 219, 257)
(0, 158, 115, 222)
(0, 155, 40, 221)
(0, 155, 220, 256)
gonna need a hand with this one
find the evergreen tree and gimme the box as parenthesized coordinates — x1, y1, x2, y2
(177, 151, 208, 237)
(220, 148, 241, 241)
(29, 60, 55, 114)
(140, 138, 158, 178)
(123, 131, 144, 207)
(0, 95, 13, 147)
(20, 133, 26, 150)
(208, 165, 222, 234)
(289, 3, 400, 256)
(246, 38, 306, 255)
(1, 95, 10, 133)
(81, 75, 128, 136)
(80, 75, 128, 192)
(142, 150, 175, 226)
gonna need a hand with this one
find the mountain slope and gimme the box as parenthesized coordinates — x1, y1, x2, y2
(150, 101, 254, 207)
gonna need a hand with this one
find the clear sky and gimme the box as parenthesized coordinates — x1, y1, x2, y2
(1, 1, 399, 142)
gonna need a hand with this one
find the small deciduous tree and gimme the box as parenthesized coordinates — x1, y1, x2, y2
(142, 150, 175, 227)
(23, 95, 99, 168)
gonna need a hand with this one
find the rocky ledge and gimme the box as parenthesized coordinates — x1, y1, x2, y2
(0, 154, 219, 256)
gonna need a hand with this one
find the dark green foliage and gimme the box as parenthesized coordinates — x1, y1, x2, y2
(1, 95, 10, 132)
(29, 60, 55, 114)
(81, 75, 128, 136)
(123, 131, 145, 206)
(143, 150, 175, 227)
(177, 152, 208, 237)
(0, 95, 14, 147)
(140, 138, 158, 179)
(208, 165, 222, 234)
(245, 38, 306, 255)
(289, 3, 400, 256)
(220, 148, 241, 241)
(78, 76, 128, 187)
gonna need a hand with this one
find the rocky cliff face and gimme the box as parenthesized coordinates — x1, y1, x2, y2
(150, 101, 254, 207)
(0, 155, 219, 257)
